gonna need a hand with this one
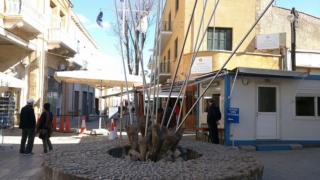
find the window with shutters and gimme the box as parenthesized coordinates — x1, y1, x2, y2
(207, 28, 232, 50)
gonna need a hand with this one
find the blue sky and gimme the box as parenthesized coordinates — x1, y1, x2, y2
(71, 0, 155, 70)
(275, 0, 320, 17)
(71, 0, 320, 71)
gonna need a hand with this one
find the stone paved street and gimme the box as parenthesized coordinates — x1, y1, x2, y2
(250, 148, 320, 180)
(0, 118, 320, 179)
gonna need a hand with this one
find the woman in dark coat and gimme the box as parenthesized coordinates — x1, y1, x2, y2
(37, 103, 53, 156)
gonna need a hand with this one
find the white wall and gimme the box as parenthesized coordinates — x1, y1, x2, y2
(230, 76, 320, 141)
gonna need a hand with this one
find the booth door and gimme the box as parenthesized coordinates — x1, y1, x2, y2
(256, 85, 279, 139)
(184, 85, 197, 132)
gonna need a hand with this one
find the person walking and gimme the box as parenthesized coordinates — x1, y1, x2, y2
(37, 103, 53, 157)
(19, 99, 36, 155)
(207, 99, 221, 144)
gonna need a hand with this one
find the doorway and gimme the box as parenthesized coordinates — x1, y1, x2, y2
(256, 85, 279, 139)
(184, 85, 197, 132)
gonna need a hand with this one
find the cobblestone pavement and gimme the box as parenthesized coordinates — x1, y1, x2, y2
(42, 139, 263, 180)
(250, 148, 320, 180)
(1, 118, 320, 179)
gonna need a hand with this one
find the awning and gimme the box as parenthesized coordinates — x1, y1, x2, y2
(102, 89, 135, 98)
(233, 67, 308, 77)
(150, 92, 185, 99)
(0, 72, 26, 89)
(54, 71, 148, 88)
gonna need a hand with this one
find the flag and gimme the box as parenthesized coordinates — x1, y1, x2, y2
(136, 15, 148, 33)
(96, 11, 103, 28)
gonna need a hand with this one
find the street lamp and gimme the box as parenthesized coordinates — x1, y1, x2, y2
(287, 8, 299, 71)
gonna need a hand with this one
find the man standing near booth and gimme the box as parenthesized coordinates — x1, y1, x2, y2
(207, 98, 221, 144)
(19, 99, 36, 155)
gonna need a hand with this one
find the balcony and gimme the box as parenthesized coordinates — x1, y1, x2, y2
(4, 0, 45, 37)
(48, 28, 77, 57)
(158, 21, 173, 53)
(153, 60, 172, 83)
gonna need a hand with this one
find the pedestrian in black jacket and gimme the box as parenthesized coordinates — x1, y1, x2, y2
(207, 98, 221, 144)
(19, 99, 36, 155)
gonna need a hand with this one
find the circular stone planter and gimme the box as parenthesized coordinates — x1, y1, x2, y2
(42, 139, 263, 180)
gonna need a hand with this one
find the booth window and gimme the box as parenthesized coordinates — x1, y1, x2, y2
(203, 94, 220, 113)
(295, 96, 315, 116)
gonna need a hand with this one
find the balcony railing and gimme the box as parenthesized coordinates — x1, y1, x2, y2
(161, 21, 173, 31)
(5, 0, 45, 30)
(48, 28, 77, 52)
(155, 61, 171, 74)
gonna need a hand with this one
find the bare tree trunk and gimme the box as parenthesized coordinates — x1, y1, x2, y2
(124, 24, 132, 74)
(110, 0, 157, 75)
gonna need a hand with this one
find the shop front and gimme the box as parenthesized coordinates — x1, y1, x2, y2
(0, 72, 27, 127)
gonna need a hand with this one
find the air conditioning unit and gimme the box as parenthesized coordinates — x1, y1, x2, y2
(167, 79, 172, 83)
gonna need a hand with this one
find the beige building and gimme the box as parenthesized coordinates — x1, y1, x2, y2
(150, 0, 320, 131)
(0, 0, 98, 125)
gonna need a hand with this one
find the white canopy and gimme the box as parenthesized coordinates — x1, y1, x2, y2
(54, 71, 148, 88)
(150, 92, 185, 99)
(0, 72, 26, 89)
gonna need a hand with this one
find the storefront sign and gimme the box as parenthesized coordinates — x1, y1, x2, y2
(256, 33, 279, 50)
(227, 108, 239, 123)
(191, 56, 212, 74)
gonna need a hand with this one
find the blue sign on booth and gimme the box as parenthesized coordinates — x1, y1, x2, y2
(227, 108, 239, 123)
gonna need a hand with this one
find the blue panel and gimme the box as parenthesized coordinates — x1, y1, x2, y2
(224, 74, 231, 146)
(227, 108, 239, 123)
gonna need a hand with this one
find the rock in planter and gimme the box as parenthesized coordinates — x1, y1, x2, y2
(125, 124, 139, 151)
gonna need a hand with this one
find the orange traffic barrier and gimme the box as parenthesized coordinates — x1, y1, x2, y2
(52, 115, 57, 131)
(59, 116, 64, 132)
(80, 115, 86, 134)
(65, 116, 71, 133)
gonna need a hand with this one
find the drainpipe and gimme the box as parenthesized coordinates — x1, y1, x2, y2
(280, 47, 287, 70)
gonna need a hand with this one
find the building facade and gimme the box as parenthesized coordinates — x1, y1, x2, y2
(0, 0, 98, 125)
(151, 0, 320, 132)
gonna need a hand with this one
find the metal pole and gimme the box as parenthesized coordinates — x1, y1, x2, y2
(98, 80, 102, 129)
(167, 0, 216, 128)
(160, 0, 199, 129)
(153, 0, 164, 126)
(291, 8, 296, 71)
(113, 0, 132, 124)
(120, 86, 123, 139)
(126, 0, 150, 123)
(176, 0, 275, 132)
